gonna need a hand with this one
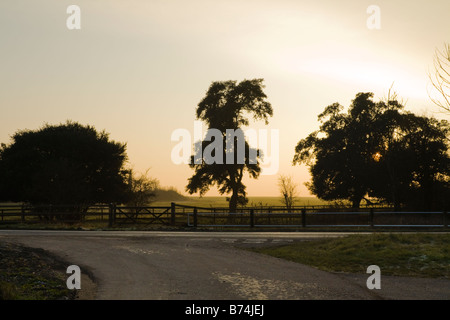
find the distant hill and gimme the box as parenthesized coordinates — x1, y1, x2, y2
(153, 187, 187, 202)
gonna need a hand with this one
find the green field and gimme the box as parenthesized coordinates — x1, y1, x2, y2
(1, 196, 333, 209)
(151, 196, 332, 208)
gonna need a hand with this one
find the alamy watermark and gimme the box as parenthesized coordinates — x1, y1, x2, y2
(171, 121, 279, 175)
(367, 5, 381, 30)
(66, 5, 381, 31)
(366, 265, 381, 289)
(66, 265, 81, 290)
(66, 5, 81, 30)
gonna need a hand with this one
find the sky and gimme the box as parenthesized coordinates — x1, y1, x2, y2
(1, 0, 449, 197)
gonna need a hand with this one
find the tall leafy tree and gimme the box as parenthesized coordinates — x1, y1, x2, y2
(0, 121, 130, 207)
(293, 93, 397, 208)
(186, 79, 273, 212)
(371, 114, 450, 210)
(293, 92, 450, 210)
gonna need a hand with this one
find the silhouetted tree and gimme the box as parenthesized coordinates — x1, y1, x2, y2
(371, 114, 450, 210)
(278, 174, 298, 211)
(126, 168, 159, 207)
(0, 121, 130, 209)
(186, 79, 273, 212)
(293, 93, 397, 208)
(293, 92, 450, 210)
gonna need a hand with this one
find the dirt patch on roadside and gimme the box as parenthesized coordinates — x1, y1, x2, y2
(0, 241, 97, 300)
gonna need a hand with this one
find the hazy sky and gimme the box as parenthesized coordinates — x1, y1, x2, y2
(1, 0, 449, 197)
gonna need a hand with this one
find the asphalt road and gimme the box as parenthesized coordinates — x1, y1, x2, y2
(0, 230, 449, 300)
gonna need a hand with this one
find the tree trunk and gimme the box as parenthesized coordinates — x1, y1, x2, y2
(351, 195, 362, 209)
(228, 167, 243, 213)
(229, 189, 238, 213)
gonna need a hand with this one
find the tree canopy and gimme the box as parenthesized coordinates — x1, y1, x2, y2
(0, 121, 130, 206)
(293, 92, 450, 210)
(186, 79, 273, 212)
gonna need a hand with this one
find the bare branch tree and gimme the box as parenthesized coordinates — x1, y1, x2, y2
(127, 168, 159, 208)
(384, 82, 407, 107)
(428, 43, 450, 114)
(278, 174, 298, 212)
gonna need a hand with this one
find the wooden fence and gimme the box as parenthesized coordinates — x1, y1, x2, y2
(0, 203, 448, 229)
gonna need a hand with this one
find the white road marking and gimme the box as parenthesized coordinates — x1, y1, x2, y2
(272, 239, 294, 243)
(243, 239, 268, 244)
(221, 238, 237, 243)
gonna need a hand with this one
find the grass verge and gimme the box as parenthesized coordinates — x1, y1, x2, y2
(0, 242, 75, 300)
(250, 233, 450, 278)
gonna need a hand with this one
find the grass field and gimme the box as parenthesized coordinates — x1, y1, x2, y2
(151, 196, 332, 208)
(0, 196, 336, 210)
(250, 233, 450, 278)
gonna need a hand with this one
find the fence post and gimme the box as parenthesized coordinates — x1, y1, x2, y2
(301, 209, 306, 228)
(108, 203, 114, 227)
(171, 202, 176, 226)
(21, 204, 25, 223)
(370, 208, 374, 228)
(250, 209, 255, 228)
(193, 208, 198, 229)
(444, 211, 448, 228)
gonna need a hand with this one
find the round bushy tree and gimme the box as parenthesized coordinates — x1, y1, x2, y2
(0, 121, 130, 207)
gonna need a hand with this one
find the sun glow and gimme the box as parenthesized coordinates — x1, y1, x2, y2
(372, 152, 382, 162)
